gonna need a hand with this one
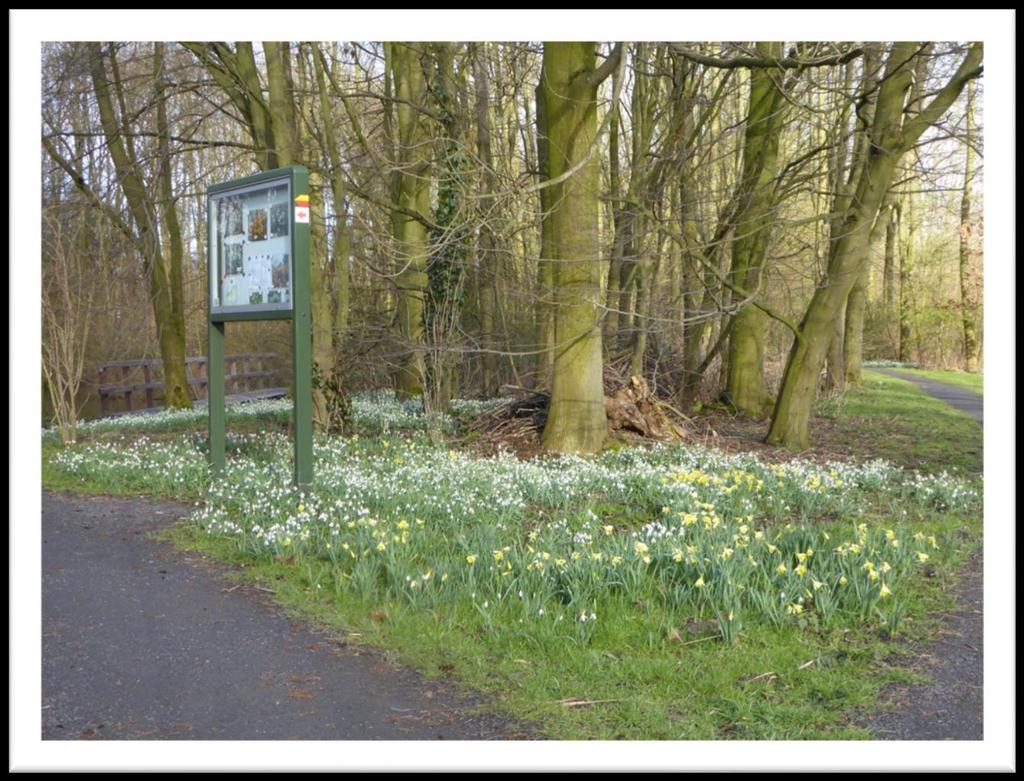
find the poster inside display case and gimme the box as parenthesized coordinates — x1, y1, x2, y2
(209, 175, 293, 315)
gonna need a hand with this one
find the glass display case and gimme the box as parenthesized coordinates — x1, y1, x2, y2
(209, 174, 293, 316)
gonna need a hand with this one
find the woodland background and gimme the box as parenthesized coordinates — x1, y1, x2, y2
(36, 33, 986, 452)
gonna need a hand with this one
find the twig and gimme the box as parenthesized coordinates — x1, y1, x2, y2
(499, 384, 546, 397)
(678, 634, 720, 647)
(655, 398, 695, 425)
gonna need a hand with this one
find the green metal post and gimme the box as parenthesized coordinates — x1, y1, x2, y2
(291, 166, 314, 487)
(209, 320, 226, 476)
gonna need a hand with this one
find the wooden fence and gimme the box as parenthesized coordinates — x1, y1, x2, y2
(97, 353, 287, 417)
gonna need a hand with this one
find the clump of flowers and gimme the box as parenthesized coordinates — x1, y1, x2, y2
(47, 392, 981, 645)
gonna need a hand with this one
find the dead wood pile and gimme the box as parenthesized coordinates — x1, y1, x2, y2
(465, 366, 692, 453)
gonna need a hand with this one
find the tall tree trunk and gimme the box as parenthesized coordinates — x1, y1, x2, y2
(603, 93, 623, 353)
(473, 43, 500, 396)
(824, 311, 846, 394)
(882, 202, 899, 355)
(899, 188, 917, 364)
(676, 69, 707, 404)
(766, 42, 982, 449)
(264, 41, 298, 165)
(423, 42, 469, 415)
(630, 230, 662, 377)
(312, 43, 351, 346)
(824, 51, 879, 396)
(842, 265, 868, 383)
(388, 43, 432, 400)
(959, 80, 979, 372)
(280, 42, 333, 429)
(845, 191, 895, 383)
(725, 42, 786, 417)
(153, 42, 191, 409)
(534, 67, 555, 390)
(845, 49, 926, 383)
(539, 42, 619, 453)
(87, 42, 191, 409)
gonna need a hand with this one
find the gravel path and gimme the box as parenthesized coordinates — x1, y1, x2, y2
(42, 491, 533, 740)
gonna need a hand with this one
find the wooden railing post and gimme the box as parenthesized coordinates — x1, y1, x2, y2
(143, 363, 155, 410)
(99, 366, 109, 417)
(198, 358, 208, 400)
(122, 366, 133, 412)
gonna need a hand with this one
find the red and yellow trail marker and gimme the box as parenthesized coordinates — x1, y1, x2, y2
(294, 193, 310, 224)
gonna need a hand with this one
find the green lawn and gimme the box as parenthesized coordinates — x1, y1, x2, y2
(42, 386, 983, 740)
(816, 371, 983, 474)
(891, 368, 984, 395)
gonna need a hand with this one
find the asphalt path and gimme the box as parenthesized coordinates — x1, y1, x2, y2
(41, 491, 531, 740)
(872, 368, 983, 425)
(859, 368, 983, 739)
(857, 550, 984, 740)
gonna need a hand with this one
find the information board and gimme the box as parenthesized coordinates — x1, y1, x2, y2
(207, 165, 313, 487)
(209, 175, 294, 315)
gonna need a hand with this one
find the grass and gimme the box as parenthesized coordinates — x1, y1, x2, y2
(888, 368, 984, 396)
(816, 371, 982, 474)
(42, 383, 984, 741)
(157, 511, 976, 740)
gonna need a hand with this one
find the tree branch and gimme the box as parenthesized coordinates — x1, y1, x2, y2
(901, 43, 983, 150)
(586, 42, 624, 87)
(41, 134, 142, 252)
(669, 43, 863, 70)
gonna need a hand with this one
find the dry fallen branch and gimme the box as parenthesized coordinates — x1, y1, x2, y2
(467, 372, 694, 455)
(739, 671, 778, 685)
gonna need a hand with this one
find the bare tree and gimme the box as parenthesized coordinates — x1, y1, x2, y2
(41, 211, 104, 443)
